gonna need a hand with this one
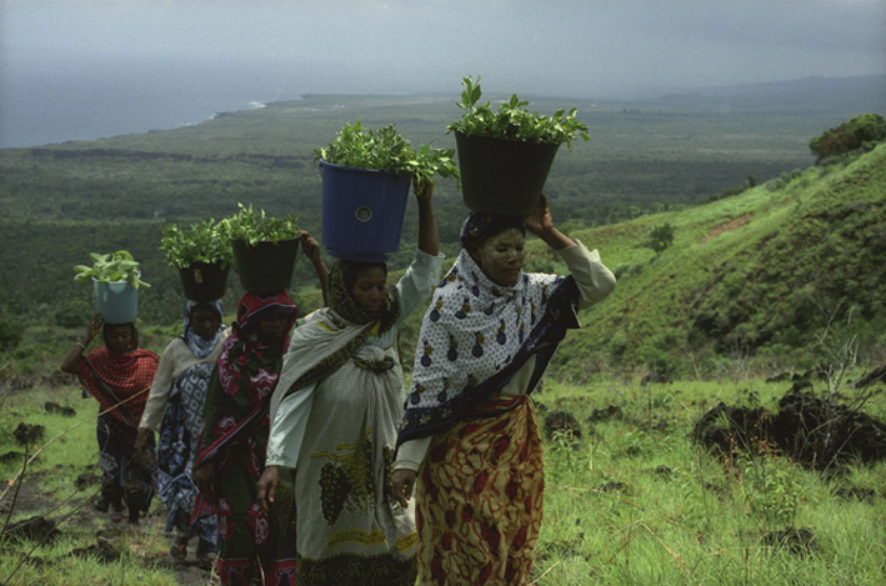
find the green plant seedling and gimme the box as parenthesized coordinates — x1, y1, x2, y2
(160, 219, 233, 270)
(447, 75, 591, 151)
(314, 122, 460, 187)
(219, 203, 300, 246)
(72, 250, 150, 288)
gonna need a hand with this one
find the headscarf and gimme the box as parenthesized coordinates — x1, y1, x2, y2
(280, 260, 400, 394)
(398, 219, 579, 445)
(459, 211, 527, 253)
(182, 299, 225, 359)
(216, 292, 297, 401)
(79, 323, 160, 428)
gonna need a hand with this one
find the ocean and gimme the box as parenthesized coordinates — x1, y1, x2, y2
(0, 59, 304, 149)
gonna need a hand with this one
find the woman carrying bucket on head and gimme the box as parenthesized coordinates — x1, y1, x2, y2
(134, 299, 229, 565)
(193, 231, 328, 585)
(257, 179, 444, 585)
(61, 314, 160, 527)
(392, 194, 616, 585)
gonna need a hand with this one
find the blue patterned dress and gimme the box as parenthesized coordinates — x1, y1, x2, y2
(154, 301, 227, 551)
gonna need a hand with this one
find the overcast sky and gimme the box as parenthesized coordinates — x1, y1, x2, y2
(2, 0, 884, 99)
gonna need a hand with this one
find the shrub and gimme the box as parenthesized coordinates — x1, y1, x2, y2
(54, 299, 92, 328)
(809, 113, 886, 164)
(646, 223, 676, 257)
(0, 315, 25, 351)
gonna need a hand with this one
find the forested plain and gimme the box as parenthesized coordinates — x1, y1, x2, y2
(1, 75, 884, 377)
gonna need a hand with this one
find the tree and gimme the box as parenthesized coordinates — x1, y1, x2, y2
(646, 223, 676, 257)
(809, 113, 886, 164)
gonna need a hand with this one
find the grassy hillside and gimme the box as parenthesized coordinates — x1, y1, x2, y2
(551, 143, 886, 379)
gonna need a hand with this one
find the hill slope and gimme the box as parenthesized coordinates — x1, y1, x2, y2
(549, 144, 886, 379)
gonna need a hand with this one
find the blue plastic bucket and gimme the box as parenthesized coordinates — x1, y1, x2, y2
(319, 160, 411, 262)
(93, 278, 138, 324)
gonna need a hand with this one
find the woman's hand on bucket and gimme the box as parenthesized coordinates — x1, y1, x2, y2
(299, 230, 322, 265)
(413, 177, 433, 202)
(391, 468, 416, 508)
(525, 193, 575, 250)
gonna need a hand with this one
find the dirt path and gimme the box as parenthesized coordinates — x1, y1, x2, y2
(1, 467, 216, 585)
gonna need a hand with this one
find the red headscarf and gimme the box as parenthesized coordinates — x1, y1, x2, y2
(216, 291, 298, 400)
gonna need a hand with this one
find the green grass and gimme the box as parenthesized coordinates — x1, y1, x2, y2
(533, 377, 886, 585)
(0, 387, 184, 585)
(4, 377, 883, 585)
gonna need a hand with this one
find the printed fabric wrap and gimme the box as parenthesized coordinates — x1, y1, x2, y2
(416, 395, 543, 585)
(156, 300, 225, 545)
(193, 292, 299, 586)
(398, 248, 579, 444)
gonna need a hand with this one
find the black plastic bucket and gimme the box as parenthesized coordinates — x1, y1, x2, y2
(455, 131, 560, 216)
(231, 238, 300, 294)
(178, 262, 229, 302)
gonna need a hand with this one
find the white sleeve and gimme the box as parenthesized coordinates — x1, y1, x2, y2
(138, 340, 178, 431)
(557, 240, 616, 309)
(394, 436, 432, 472)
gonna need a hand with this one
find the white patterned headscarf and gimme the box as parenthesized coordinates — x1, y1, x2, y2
(398, 242, 578, 444)
(182, 300, 225, 359)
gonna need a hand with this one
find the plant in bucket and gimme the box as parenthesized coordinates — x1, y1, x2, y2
(73, 250, 149, 324)
(314, 122, 459, 262)
(219, 203, 300, 294)
(447, 75, 590, 215)
(160, 219, 234, 302)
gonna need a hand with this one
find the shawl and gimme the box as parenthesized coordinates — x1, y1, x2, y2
(267, 260, 403, 469)
(78, 344, 160, 428)
(194, 291, 296, 469)
(397, 248, 580, 445)
(279, 260, 399, 396)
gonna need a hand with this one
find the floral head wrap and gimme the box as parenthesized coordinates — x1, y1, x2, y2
(217, 291, 297, 399)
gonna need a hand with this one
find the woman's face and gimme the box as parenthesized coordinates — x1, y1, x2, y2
(106, 324, 134, 353)
(190, 307, 221, 340)
(255, 310, 291, 345)
(350, 267, 388, 317)
(473, 227, 526, 286)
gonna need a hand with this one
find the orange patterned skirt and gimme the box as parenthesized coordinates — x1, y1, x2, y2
(415, 395, 544, 585)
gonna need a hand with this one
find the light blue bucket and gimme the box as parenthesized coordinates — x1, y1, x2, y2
(93, 277, 138, 324)
(319, 160, 411, 262)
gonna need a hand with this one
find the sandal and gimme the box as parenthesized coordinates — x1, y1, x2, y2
(195, 551, 215, 571)
(170, 537, 188, 560)
(108, 507, 123, 524)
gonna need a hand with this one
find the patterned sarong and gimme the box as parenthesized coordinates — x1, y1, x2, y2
(97, 412, 155, 514)
(156, 358, 218, 547)
(416, 395, 543, 585)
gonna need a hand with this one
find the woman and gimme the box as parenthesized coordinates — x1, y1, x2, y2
(134, 299, 228, 564)
(194, 233, 328, 585)
(61, 314, 160, 526)
(392, 194, 616, 585)
(257, 181, 443, 585)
